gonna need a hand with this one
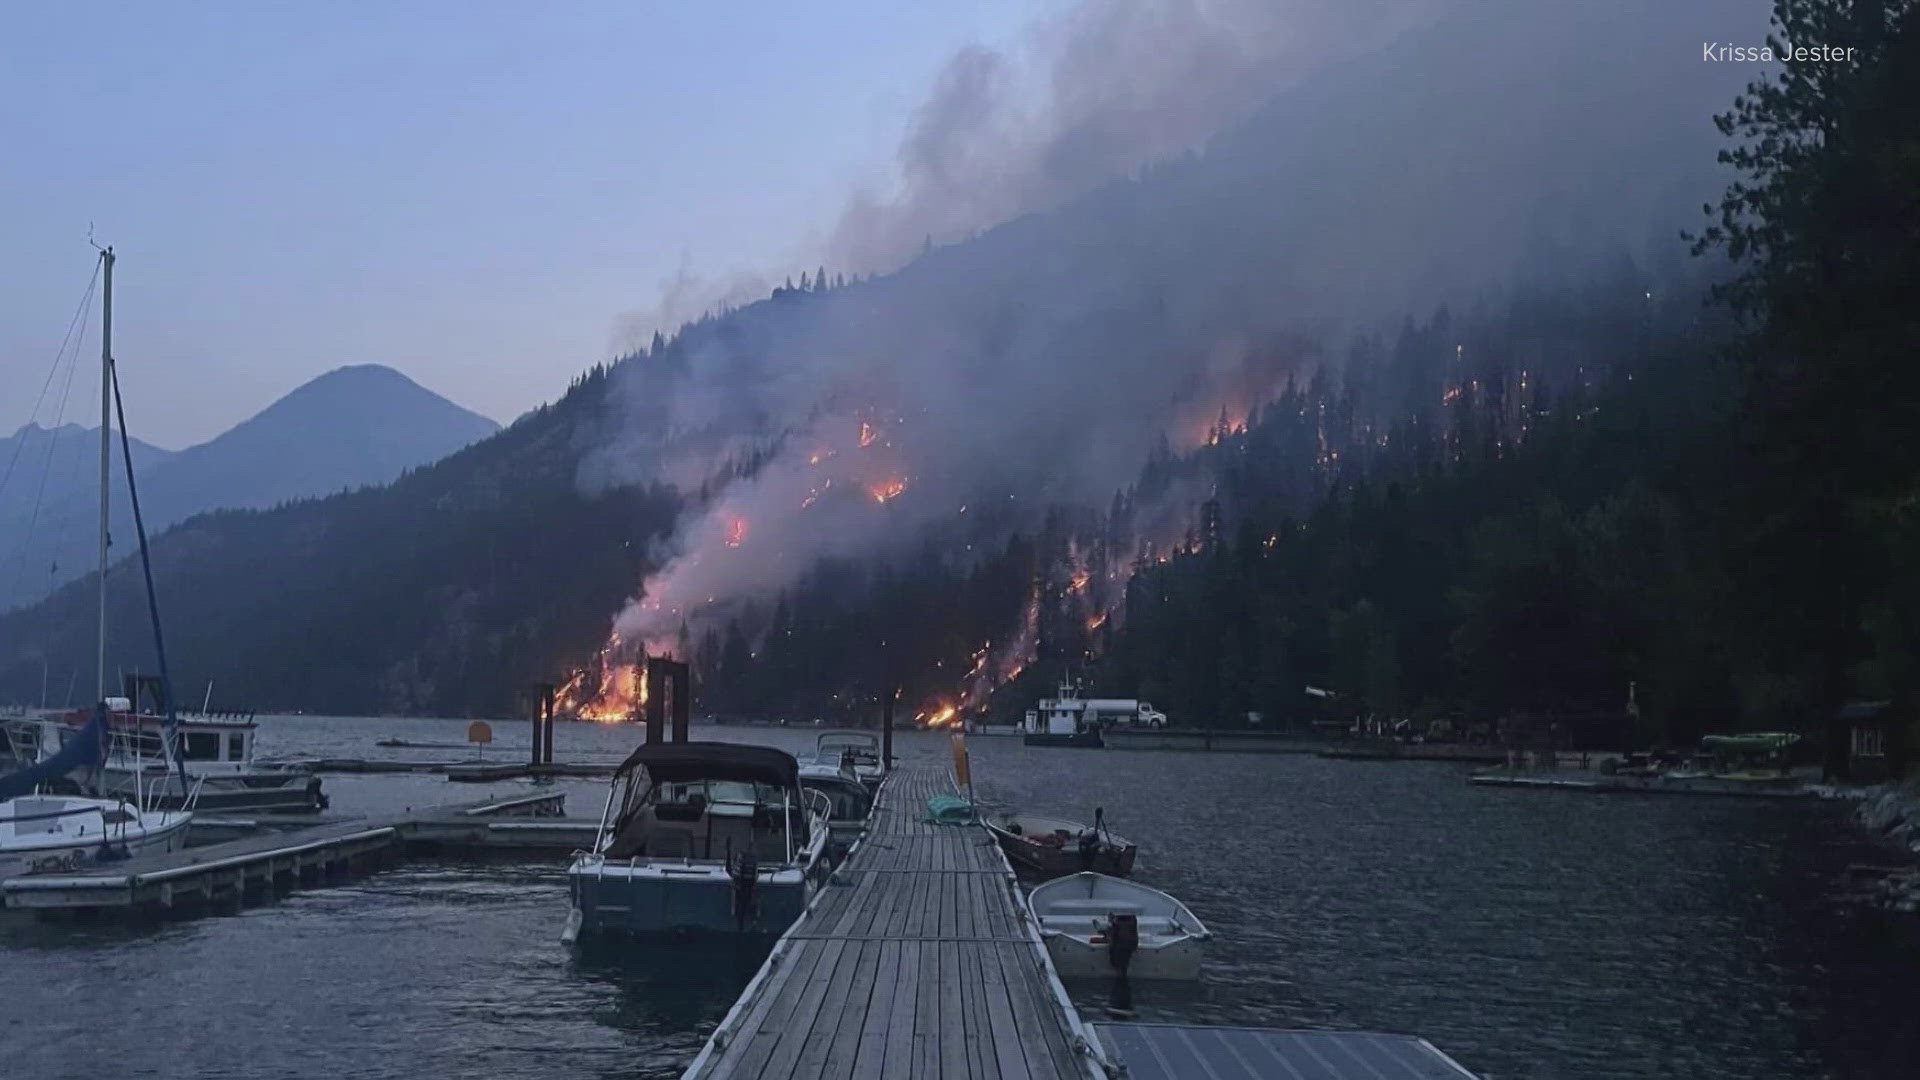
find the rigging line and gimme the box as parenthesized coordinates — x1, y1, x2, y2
(3, 285, 96, 608)
(0, 262, 101, 501)
(111, 356, 190, 800)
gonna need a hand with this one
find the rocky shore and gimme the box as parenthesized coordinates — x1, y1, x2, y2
(1848, 784, 1920, 913)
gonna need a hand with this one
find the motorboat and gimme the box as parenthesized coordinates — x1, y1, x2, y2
(813, 731, 885, 790)
(0, 792, 190, 878)
(0, 706, 192, 879)
(2, 697, 324, 814)
(985, 809, 1137, 878)
(799, 758, 874, 857)
(1028, 872, 1210, 981)
(566, 741, 831, 939)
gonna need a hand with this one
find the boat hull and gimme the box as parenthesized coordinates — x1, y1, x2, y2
(985, 818, 1137, 879)
(34, 770, 327, 813)
(0, 810, 190, 879)
(1042, 932, 1207, 982)
(1029, 871, 1209, 982)
(1024, 731, 1104, 748)
(568, 860, 814, 937)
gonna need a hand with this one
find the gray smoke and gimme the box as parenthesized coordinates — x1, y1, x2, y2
(831, 0, 1441, 273)
(580, 0, 1771, 652)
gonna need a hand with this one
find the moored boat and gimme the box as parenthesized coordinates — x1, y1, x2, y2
(566, 741, 831, 939)
(0, 792, 190, 878)
(0, 249, 194, 877)
(2, 698, 324, 814)
(0, 706, 192, 878)
(985, 809, 1136, 878)
(813, 730, 885, 790)
(799, 758, 874, 858)
(1028, 871, 1210, 981)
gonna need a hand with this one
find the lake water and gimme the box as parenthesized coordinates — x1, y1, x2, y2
(3, 714, 1916, 1079)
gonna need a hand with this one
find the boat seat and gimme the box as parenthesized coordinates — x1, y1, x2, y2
(648, 829, 695, 859)
(1040, 914, 1184, 935)
(1042, 898, 1145, 917)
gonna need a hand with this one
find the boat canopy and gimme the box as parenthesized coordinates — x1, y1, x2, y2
(614, 741, 799, 788)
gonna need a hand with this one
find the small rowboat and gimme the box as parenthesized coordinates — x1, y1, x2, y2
(1028, 871, 1210, 981)
(984, 809, 1136, 879)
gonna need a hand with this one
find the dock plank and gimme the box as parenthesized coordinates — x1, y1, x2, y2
(684, 766, 1098, 1080)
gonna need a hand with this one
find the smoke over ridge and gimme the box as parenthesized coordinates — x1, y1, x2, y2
(579, 0, 1769, 667)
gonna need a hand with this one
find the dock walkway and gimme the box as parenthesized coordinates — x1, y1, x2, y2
(1, 790, 569, 912)
(683, 766, 1104, 1080)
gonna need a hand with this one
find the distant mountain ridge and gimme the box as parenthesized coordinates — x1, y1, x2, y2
(133, 364, 500, 522)
(0, 364, 498, 610)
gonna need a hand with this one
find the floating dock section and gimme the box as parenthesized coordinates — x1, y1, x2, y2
(1091, 1023, 1480, 1080)
(0, 791, 574, 913)
(681, 767, 1105, 1080)
(1469, 770, 1813, 798)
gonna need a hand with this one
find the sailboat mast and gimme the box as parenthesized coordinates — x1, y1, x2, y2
(97, 247, 113, 703)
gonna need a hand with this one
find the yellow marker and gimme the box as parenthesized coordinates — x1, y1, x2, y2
(950, 731, 970, 788)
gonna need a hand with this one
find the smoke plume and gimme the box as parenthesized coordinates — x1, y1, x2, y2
(580, 0, 1769, 658)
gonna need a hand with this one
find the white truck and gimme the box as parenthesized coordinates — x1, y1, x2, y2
(1078, 697, 1168, 728)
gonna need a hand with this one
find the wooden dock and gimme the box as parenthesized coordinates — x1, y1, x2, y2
(682, 767, 1106, 1080)
(0, 790, 573, 913)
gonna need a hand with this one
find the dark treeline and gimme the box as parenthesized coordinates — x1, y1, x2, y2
(697, 271, 1741, 743)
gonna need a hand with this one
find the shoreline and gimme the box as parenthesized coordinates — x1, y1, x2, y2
(1842, 783, 1920, 913)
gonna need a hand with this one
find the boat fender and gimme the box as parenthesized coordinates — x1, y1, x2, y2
(729, 850, 759, 931)
(1106, 912, 1140, 1017)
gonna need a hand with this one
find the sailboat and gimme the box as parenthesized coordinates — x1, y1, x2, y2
(0, 248, 192, 878)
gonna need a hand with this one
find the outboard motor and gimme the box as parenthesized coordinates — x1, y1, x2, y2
(728, 850, 760, 931)
(1077, 830, 1100, 871)
(1107, 912, 1140, 1017)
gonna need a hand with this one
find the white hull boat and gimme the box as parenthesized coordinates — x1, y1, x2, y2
(1029, 872, 1210, 981)
(0, 794, 191, 878)
(812, 731, 885, 791)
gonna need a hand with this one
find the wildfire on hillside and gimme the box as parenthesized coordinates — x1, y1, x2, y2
(919, 703, 960, 729)
(553, 637, 650, 721)
(870, 477, 907, 503)
(725, 517, 748, 548)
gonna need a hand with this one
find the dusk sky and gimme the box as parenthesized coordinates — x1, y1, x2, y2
(0, 2, 1040, 447)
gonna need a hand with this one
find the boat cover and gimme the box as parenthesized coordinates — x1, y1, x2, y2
(0, 704, 110, 803)
(614, 740, 799, 787)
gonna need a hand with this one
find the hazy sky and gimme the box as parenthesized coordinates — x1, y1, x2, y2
(0, 2, 1040, 448)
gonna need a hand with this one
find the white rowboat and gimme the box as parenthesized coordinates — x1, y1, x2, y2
(1028, 871, 1210, 981)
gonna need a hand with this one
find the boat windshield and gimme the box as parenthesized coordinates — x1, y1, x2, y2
(654, 779, 779, 811)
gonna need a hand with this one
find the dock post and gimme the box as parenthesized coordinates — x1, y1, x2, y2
(643, 657, 664, 745)
(529, 683, 555, 767)
(541, 683, 555, 765)
(643, 656, 690, 743)
(882, 685, 895, 768)
(670, 660, 689, 743)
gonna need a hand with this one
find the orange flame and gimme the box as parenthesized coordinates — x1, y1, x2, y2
(553, 639, 651, 722)
(725, 517, 748, 548)
(870, 478, 907, 504)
